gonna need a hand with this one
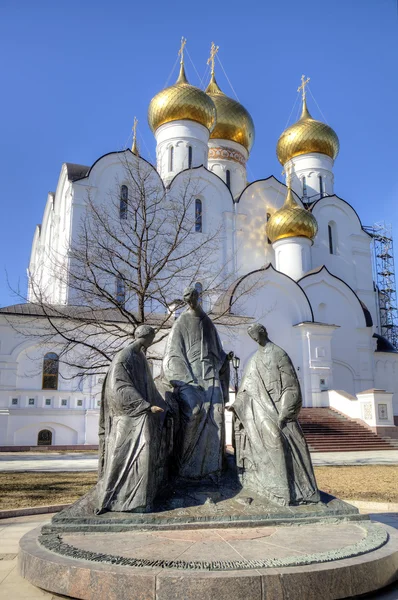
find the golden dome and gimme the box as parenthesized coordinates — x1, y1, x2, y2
(276, 98, 339, 165)
(205, 74, 255, 152)
(267, 187, 318, 243)
(148, 63, 216, 133)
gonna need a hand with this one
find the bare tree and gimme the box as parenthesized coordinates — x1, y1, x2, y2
(9, 155, 263, 377)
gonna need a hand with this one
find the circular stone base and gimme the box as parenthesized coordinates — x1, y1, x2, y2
(19, 521, 398, 600)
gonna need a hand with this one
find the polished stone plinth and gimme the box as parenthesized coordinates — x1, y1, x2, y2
(19, 520, 398, 600)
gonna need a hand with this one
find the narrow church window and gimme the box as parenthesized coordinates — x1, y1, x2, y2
(302, 176, 307, 198)
(319, 175, 324, 198)
(195, 199, 202, 232)
(42, 353, 59, 390)
(328, 223, 336, 254)
(266, 212, 271, 244)
(226, 169, 231, 189)
(38, 429, 52, 446)
(120, 185, 128, 219)
(116, 277, 126, 306)
(195, 282, 203, 303)
(188, 145, 192, 168)
(169, 146, 174, 172)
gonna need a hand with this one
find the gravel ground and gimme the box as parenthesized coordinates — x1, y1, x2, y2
(0, 465, 397, 510)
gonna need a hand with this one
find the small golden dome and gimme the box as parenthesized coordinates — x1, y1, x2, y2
(205, 74, 255, 152)
(267, 187, 318, 243)
(276, 98, 339, 165)
(148, 63, 216, 133)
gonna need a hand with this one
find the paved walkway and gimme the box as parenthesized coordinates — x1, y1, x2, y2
(0, 452, 98, 472)
(0, 512, 397, 599)
(1, 449, 398, 472)
(311, 449, 398, 466)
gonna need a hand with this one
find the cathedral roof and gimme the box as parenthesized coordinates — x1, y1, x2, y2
(148, 62, 216, 133)
(276, 97, 339, 165)
(205, 74, 255, 152)
(65, 163, 90, 182)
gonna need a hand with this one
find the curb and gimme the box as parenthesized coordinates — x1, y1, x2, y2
(345, 499, 398, 513)
(0, 503, 70, 519)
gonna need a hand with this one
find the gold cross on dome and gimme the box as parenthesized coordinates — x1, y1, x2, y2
(178, 36, 187, 64)
(132, 116, 138, 140)
(298, 74, 310, 101)
(207, 41, 219, 76)
(132, 116, 138, 154)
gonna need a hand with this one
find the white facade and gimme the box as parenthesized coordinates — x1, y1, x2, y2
(1, 87, 398, 447)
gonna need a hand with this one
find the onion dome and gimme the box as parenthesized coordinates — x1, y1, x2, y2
(205, 73, 255, 152)
(148, 62, 216, 133)
(276, 97, 339, 165)
(267, 187, 318, 243)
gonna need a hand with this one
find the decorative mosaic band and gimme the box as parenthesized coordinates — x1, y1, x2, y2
(208, 146, 246, 166)
(38, 523, 388, 572)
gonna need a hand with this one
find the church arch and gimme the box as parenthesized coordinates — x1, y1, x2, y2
(37, 429, 53, 446)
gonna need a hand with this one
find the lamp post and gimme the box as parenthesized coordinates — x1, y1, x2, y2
(232, 355, 240, 398)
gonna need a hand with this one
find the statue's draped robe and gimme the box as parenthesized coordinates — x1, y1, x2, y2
(163, 309, 229, 479)
(233, 341, 320, 506)
(97, 345, 167, 513)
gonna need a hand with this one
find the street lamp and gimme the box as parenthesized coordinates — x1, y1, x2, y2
(232, 355, 240, 396)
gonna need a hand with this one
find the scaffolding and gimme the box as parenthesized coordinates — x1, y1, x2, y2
(364, 222, 398, 348)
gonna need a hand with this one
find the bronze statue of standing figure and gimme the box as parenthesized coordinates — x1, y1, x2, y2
(162, 287, 230, 481)
(96, 325, 170, 514)
(229, 323, 320, 506)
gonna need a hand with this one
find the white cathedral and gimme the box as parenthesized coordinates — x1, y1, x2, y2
(0, 42, 397, 448)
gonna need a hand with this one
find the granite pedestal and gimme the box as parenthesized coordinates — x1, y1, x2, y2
(19, 518, 398, 600)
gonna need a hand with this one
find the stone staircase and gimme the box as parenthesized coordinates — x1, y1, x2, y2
(299, 407, 397, 452)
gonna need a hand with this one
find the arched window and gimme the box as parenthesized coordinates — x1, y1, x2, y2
(188, 145, 193, 168)
(38, 429, 52, 446)
(195, 282, 203, 303)
(319, 175, 324, 198)
(116, 276, 126, 306)
(328, 221, 337, 255)
(120, 185, 128, 219)
(226, 169, 231, 189)
(266, 212, 271, 244)
(42, 353, 59, 390)
(195, 199, 202, 232)
(169, 146, 174, 172)
(302, 176, 307, 198)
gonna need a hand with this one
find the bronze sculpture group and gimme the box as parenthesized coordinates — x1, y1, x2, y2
(96, 287, 319, 514)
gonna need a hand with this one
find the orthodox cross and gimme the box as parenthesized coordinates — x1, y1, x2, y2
(132, 117, 138, 154)
(297, 74, 310, 101)
(207, 41, 219, 76)
(178, 36, 187, 65)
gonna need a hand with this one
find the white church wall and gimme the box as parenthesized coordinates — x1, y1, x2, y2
(236, 177, 294, 275)
(311, 197, 374, 304)
(300, 269, 374, 396)
(227, 266, 313, 401)
(327, 389, 361, 419)
(374, 353, 398, 417)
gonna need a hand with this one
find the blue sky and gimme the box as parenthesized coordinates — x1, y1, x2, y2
(0, 0, 397, 307)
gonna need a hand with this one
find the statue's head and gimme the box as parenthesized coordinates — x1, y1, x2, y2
(183, 286, 200, 309)
(134, 324, 156, 348)
(247, 323, 268, 346)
